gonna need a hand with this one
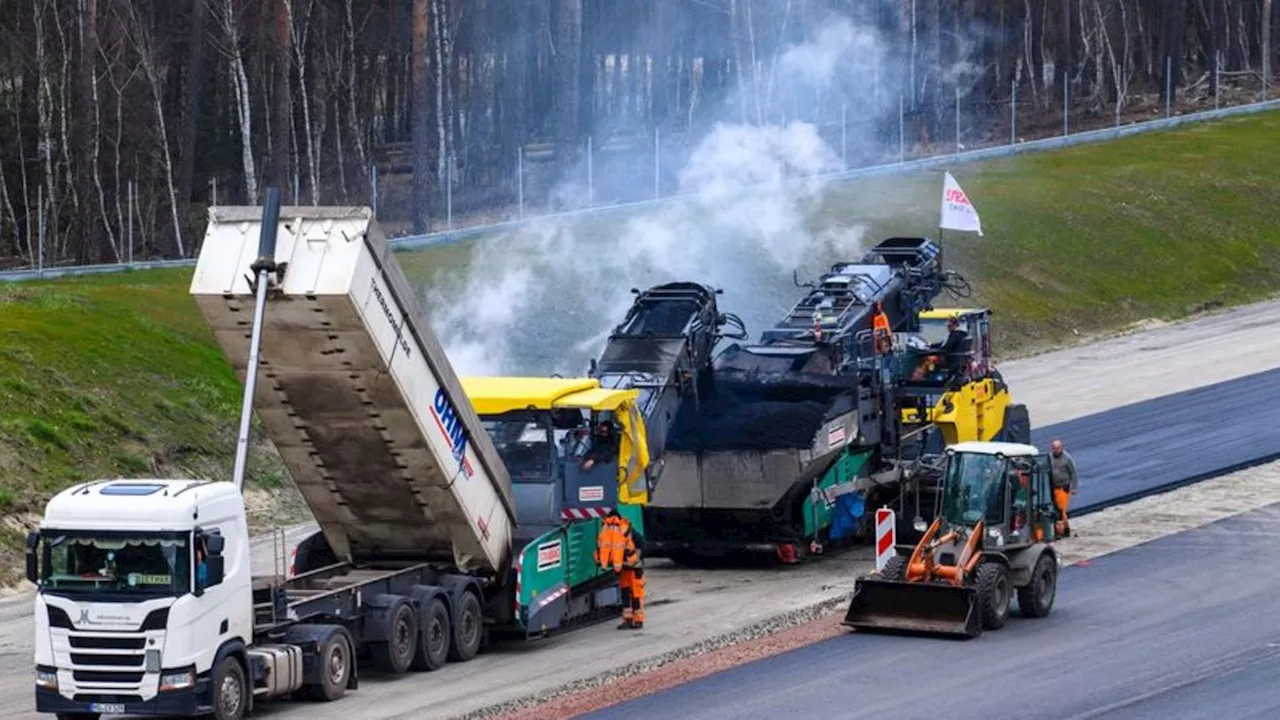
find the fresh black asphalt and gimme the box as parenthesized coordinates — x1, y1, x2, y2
(1030, 367, 1280, 514)
(582, 370, 1280, 719)
(587, 502, 1280, 720)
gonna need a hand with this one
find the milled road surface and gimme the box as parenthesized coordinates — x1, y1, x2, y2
(584, 501, 1280, 720)
(1, 298, 1278, 719)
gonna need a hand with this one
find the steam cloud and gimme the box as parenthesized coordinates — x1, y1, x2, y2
(423, 14, 909, 377)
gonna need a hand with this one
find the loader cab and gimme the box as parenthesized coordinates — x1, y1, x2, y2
(941, 442, 1054, 546)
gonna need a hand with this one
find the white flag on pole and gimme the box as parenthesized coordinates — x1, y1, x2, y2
(939, 171, 983, 236)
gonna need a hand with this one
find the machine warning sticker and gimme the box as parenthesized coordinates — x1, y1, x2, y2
(827, 424, 847, 448)
(578, 485, 605, 502)
(536, 540, 562, 571)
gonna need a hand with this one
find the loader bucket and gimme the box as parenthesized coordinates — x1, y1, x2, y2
(842, 577, 982, 639)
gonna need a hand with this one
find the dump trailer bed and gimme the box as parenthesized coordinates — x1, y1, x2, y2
(191, 206, 515, 577)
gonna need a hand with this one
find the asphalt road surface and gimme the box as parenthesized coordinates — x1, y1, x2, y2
(586, 501, 1280, 720)
(1030, 366, 1280, 514)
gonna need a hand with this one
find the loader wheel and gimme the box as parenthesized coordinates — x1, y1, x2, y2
(1017, 553, 1058, 618)
(975, 562, 1011, 630)
(879, 555, 908, 581)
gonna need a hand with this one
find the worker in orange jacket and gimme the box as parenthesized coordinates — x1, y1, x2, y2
(596, 509, 645, 629)
(871, 301, 893, 355)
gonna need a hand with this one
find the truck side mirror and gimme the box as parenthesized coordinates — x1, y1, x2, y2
(205, 533, 225, 556)
(25, 532, 39, 584)
(204, 555, 225, 588)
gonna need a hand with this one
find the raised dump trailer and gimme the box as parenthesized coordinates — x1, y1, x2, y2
(27, 195, 643, 720)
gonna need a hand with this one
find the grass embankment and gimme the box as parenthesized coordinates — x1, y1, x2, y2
(2, 109, 1279, 587)
(0, 269, 302, 587)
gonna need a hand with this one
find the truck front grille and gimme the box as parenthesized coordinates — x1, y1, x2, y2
(69, 635, 145, 651)
(73, 693, 144, 704)
(70, 653, 145, 667)
(72, 670, 144, 684)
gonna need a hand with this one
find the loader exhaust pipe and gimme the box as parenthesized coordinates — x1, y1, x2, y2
(231, 187, 282, 492)
(843, 577, 982, 639)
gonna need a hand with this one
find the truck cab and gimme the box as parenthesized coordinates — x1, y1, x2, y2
(28, 479, 248, 718)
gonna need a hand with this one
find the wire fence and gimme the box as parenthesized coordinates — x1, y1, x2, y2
(3, 68, 1277, 282)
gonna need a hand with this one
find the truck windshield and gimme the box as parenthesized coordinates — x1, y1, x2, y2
(481, 419, 553, 482)
(941, 453, 1006, 526)
(41, 531, 191, 598)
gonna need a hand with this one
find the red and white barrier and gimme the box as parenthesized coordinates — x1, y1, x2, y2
(875, 507, 896, 571)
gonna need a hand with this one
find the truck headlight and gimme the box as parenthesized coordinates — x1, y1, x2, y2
(35, 668, 57, 691)
(159, 668, 195, 692)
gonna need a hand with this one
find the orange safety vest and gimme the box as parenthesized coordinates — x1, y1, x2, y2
(872, 311, 892, 353)
(593, 512, 629, 568)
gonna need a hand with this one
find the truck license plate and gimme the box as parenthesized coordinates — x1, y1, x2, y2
(91, 703, 126, 713)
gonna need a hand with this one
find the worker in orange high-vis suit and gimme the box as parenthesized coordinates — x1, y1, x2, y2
(596, 509, 646, 629)
(871, 301, 893, 355)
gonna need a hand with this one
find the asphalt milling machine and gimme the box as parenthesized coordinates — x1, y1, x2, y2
(842, 441, 1061, 639)
(591, 237, 1033, 565)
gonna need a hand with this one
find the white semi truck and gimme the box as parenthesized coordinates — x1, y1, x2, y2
(26, 192, 645, 720)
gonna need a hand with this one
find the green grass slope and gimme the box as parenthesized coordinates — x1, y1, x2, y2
(0, 269, 300, 586)
(2, 109, 1279, 586)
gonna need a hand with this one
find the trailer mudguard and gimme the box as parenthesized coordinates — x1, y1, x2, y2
(360, 593, 414, 643)
(437, 574, 484, 619)
(283, 624, 359, 690)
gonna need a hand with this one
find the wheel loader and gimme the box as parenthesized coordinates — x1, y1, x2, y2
(842, 441, 1060, 639)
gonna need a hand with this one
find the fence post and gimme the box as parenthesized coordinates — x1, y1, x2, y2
(840, 103, 847, 164)
(1063, 80, 1069, 136)
(1011, 80, 1017, 146)
(36, 185, 43, 276)
(517, 146, 525, 220)
(371, 165, 379, 218)
(1165, 55, 1172, 118)
(293, 171, 300, 205)
(128, 181, 134, 265)
(1215, 51, 1220, 110)
(954, 86, 961, 153)
(898, 95, 904, 164)
(586, 136, 594, 206)
(446, 154, 454, 229)
(212, 177, 218, 207)
(653, 127, 661, 200)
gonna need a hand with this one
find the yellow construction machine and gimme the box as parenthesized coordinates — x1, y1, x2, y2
(843, 441, 1061, 639)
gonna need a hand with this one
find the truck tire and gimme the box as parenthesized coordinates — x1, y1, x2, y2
(410, 597, 451, 671)
(447, 590, 483, 663)
(975, 561, 1011, 630)
(369, 600, 418, 674)
(1017, 552, 1058, 618)
(306, 630, 353, 701)
(879, 555, 908, 581)
(212, 655, 248, 720)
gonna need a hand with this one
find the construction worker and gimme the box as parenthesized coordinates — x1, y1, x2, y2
(871, 301, 892, 354)
(596, 509, 645, 629)
(578, 420, 615, 471)
(1049, 439, 1078, 537)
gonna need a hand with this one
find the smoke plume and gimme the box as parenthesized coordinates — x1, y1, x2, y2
(422, 13, 911, 377)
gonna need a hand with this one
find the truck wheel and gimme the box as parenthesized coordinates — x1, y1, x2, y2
(410, 597, 451, 671)
(308, 631, 353, 701)
(975, 562, 1011, 630)
(447, 590, 483, 663)
(1017, 553, 1058, 618)
(369, 601, 418, 674)
(879, 555, 908, 581)
(212, 655, 247, 720)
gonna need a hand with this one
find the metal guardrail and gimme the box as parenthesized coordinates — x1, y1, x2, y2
(5, 97, 1279, 282)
